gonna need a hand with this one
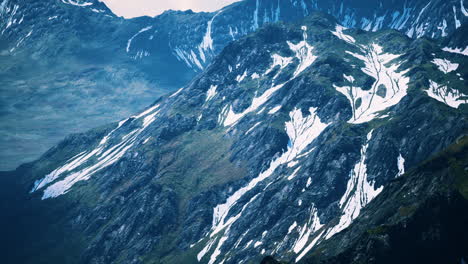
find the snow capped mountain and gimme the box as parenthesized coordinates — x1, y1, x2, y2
(1, 0, 467, 171)
(126, 0, 468, 72)
(2, 10, 466, 264)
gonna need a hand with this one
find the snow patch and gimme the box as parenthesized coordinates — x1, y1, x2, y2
(343, 74, 355, 83)
(425, 80, 467, 108)
(442, 46, 468, 56)
(174, 48, 204, 70)
(268, 105, 281, 114)
(331, 25, 356, 44)
(397, 153, 405, 177)
(287, 166, 301, 180)
(169, 87, 184, 98)
(223, 83, 285, 126)
(245, 122, 261, 135)
(437, 19, 448, 37)
(236, 71, 248, 82)
(324, 130, 383, 239)
(453, 6, 461, 28)
(336, 44, 410, 124)
(32, 105, 161, 199)
(127, 26, 152, 53)
(432, 58, 459, 73)
(206, 85, 218, 102)
(462, 0, 468, 16)
(288, 221, 298, 234)
(91, 8, 105, 13)
(263, 25, 317, 81)
(264, 54, 293, 77)
(133, 104, 160, 119)
(198, 11, 222, 64)
(198, 239, 216, 261)
(143, 137, 151, 145)
(287, 26, 317, 78)
(288, 221, 297, 234)
(306, 177, 312, 188)
(292, 206, 323, 254)
(295, 230, 325, 262)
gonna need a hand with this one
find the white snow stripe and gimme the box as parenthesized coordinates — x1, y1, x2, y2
(127, 26, 152, 53)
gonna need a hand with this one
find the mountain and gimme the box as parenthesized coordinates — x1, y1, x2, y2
(123, 0, 468, 75)
(294, 136, 468, 263)
(0, 0, 179, 170)
(129, 0, 468, 71)
(1, 0, 467, 171)
(1, 11, 467, 264)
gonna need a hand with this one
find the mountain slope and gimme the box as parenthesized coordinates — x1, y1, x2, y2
(2, 12, 467, 264)
(1, 0, 467, 170)
(0, 0, 185, 170)
(295, 135, 468, 264)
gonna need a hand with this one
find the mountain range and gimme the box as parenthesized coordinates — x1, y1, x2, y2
(1, 2, 467, 262)
(1, 0, 467, 170)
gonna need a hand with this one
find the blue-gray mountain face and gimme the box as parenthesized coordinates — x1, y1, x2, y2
(1, 0, 467, 170)
(1, 1, 468, 262)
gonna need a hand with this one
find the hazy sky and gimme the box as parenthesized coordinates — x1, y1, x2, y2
(99, 0, 243, 18)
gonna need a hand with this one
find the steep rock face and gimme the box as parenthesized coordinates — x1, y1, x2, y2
(3, 12, 467, 264)
(296, 136, 468, 264)
(1, 0, 467, 170)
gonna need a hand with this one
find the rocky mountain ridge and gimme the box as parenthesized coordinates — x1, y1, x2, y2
(2, 0, 468, 170)
(1, 11, 467, 264)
